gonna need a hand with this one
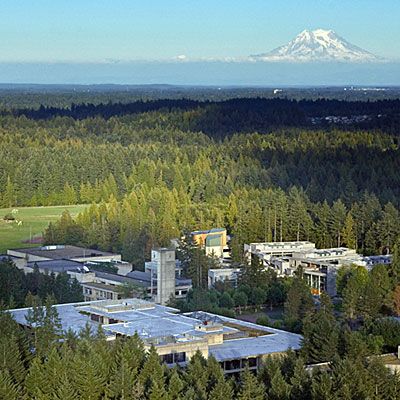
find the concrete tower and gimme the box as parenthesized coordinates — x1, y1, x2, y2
(153, 248, 176, 305)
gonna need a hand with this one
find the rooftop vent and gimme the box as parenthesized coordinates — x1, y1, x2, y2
(40, 245, 66, 251)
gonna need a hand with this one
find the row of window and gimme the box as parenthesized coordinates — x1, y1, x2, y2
(160, 352, 186, 364)
(222, 357, 258, 371)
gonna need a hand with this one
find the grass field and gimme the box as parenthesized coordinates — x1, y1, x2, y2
(0, 205, 87, 253)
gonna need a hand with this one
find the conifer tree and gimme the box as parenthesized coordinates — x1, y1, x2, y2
(289, 358, 311, 400)
(209, 378, 233, 400)
(362, 264, 392, 319)
(206, 355, 225, 393)
(55, 375, 78, 400)
(0, 370, 21, 400)
(341, 212, 356, 249)
(311, 371, 333, 400)
(25, 356, 51, 398)
(301, 293, 338, 363)
(185, 351, 208, 400)
(341, 266, 368, 322)
(106, 358, 138, 400)
(0, 335, 26, 386)
(268, 367, 292, 400)
(237, 367, 265, 400)
(148, 378, 168, 400)
(393, 285, 400, 316)
(139, 346, 165, 396)
(389, 239, 400, 287)
(284, 277, 314, 332)
(167, 369, 184, 400)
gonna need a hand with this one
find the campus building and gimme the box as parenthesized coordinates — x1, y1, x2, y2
(191, 228, 229, 259)
(244, 241, 316, 264)
(9, 298, 302, 374)
(3, 245, 192, 304)
(7, 245, 132, 275)
(208, 268, 241, 288)
(244, 241, 392, 297)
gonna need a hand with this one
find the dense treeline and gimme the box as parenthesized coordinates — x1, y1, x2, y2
(42, 186, 400, 269)
(1, 305, 399, 400)
(1, 110, 400, 208)
(9, 97, 400, 135)
(0, 259, 83, 307)
(1, 86, 400, 110)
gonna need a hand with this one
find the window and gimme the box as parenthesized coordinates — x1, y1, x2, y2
(225, 359, 241, 371)
(90, 314, 100, 322)
(161, 353, 174, 364)
(247, 357, 257, 368)
(174, 352, 186, 363)
(160, 352, 186, 364)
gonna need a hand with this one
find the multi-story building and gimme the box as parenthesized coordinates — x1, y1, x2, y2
(7, 245, 132, 275)
(244, 241, 392, 297)
(244, 241, 316, 265)
(208, 268, 241, 288)
(3, 245, 192, 304)
(191, 228, 229, 259)
(9, 298, 302, 374)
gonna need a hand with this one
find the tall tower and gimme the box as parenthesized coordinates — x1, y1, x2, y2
(153, 248, 176, 305)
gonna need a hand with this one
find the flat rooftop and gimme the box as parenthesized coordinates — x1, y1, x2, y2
(8, 245, 117, 260)
(81, 281, 120, 291)
(126, 270, 192, 288)
(186, 311, 302, 361)
(95, 271, 146, 286)
(27, 259, 84, 273)
(8, 299, 301, 360)
(249, 241, 316, 252)
(191, 228, 226, 235)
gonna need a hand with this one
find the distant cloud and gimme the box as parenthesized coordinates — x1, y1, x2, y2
(175, 55, 188, 61)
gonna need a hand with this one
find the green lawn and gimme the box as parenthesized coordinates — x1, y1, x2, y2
(0, 205, 87, 253)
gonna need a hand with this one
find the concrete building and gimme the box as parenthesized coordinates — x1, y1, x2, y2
(360, 255, 392, 269)
(127, 270, 192, 300)
(81, 282, 122, 301)
(9, 298, 302, 374)
(130, 248, 191, 304)
(289, 247, 364, 296)
(208, 268, 241, 288)
(2, 245, 193, 304)
(244, 241, 316, 264)
(244, 241, 392, 297)
(7, 245, 132, 276)
(151, 248, 176, 305)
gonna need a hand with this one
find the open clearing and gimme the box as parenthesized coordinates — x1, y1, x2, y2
(0, 205, 87, 253)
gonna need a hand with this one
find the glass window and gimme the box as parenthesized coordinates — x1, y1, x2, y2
(174, 352, 186, 363)
(161, 353, 174, 364)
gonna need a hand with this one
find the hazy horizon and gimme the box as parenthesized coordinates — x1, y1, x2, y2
(0, 60, 399, 86)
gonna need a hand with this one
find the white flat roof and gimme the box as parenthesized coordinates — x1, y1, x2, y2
(8, 299, 302, 360)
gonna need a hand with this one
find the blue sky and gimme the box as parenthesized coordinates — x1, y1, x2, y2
(1, 0, 399, 62)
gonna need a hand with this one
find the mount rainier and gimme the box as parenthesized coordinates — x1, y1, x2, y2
(250, 29, 381, 62)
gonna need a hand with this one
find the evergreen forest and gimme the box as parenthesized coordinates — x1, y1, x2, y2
(1, 90, 400, 398)
(0, 95, 400, 267)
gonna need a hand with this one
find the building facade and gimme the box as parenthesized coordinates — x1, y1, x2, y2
(9, 298, 302, 374)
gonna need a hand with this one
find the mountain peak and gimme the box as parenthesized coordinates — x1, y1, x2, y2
(251, 29, 381, 62)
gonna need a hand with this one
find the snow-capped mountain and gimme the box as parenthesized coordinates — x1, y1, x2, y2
(251, 29, 381, 62)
